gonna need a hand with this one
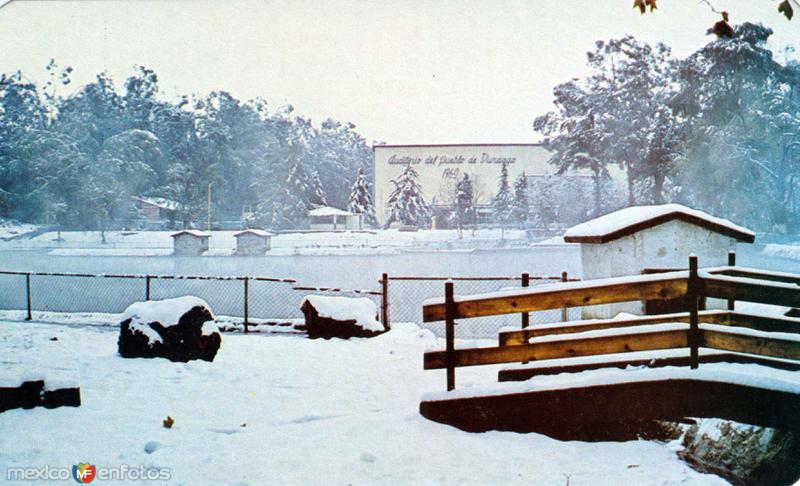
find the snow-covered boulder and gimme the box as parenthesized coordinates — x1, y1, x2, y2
(118, 296, 221, 362)
(659, 419, 800, 485)
(300, 295, 385, 339)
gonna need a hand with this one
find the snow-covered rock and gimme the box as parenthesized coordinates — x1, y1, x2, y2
(118, 296, 221, 362)
(666, 419, 800, 485)
(300, 295, 385, 339)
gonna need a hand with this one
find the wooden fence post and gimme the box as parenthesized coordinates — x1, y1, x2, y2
(381, 273, 390, 331)
(688, 255, 700, 369)
(25, 273, 31, 321)
(244, 278, 249, 334)
(445, 280, 456, 391)
(727, 251, 736, 311)
(145, 275, 151, 301)
(521, 273, 530, 329)
(561, 272, 569, 322)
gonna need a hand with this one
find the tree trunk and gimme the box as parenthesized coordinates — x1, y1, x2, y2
(626, 166, 636, 206)
(652, 171, 666, 205)
(593, 164, 603, 217)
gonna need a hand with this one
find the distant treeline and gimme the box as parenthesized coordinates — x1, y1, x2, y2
(0, 62, 373, 231)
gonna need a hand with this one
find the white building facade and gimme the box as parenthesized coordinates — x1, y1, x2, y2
(373, 143, 625, 227)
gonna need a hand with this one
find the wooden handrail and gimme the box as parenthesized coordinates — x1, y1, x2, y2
(422, 272, 688, 322)
(424, 328, 689, 369)
(701, 274, 800, 308)
(426, 325, 800, 371)
(706, 266, 800, 286)
(422, 256, 800, 391)
(498, 311, 730, 346)
(703, 329, 800, 360)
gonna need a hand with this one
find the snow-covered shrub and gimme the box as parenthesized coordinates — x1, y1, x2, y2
(118, 296, 221, 362)
(300, 295, 385, 339)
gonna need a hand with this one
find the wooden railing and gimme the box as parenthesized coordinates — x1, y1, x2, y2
(422, 255, 800, 391)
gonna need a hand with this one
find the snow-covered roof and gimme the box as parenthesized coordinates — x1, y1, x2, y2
(233, 229, 275, 238)
(132, 196, 182, 211)
(308, 206, 353, 217)
(563, 204, 755, 244)
(171, 230, 211, 239)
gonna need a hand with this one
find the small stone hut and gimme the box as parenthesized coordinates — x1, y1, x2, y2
(563, 204, 755, 319)
(171, 230, 211, 256)
(234, 229, 274, 256)
(308, 206, 363, 231)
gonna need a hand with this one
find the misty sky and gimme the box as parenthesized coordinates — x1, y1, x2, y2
(0, 0, 797, 144)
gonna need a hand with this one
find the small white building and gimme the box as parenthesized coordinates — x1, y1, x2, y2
(563, 204, 755, 319)
(171, 230, 211, 256)
(308, 206, 364, 231)
(234, 229, 275, 256)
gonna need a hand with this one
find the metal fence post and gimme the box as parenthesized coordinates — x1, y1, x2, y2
(244, 277, 249, 334)
(561, 271, 569, 322)
(25, 273, 31, 321)
(445, 280, 456, 391)
(727, 251, 736, 311)
(381, 273, 390, 331)
(688, 255, 700, 369)
(521, 273, 530, 329)
(145, 275, 151, 301)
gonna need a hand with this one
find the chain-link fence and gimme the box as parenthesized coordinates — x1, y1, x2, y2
(386, 274, 581, 338)
(0, 270, 578, 338)
(0, 271, 383, 332)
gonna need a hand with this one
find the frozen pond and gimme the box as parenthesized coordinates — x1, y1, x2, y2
(0, 246, 583, 287)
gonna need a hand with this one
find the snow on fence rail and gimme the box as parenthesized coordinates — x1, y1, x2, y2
(0, 270, 382, 332)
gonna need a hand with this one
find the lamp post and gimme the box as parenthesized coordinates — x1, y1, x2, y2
(207, 182, 214, 232)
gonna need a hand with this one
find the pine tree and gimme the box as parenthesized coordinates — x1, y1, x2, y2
(453, 173, 475, 236)
(384, 164, 431, 228)
(511, 172, 529, 228)
(308, 170, 327, 207)
(347, 167, 377, 227)
(492, 162, 512, 226)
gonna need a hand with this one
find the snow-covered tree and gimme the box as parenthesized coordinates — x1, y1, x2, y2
(453, 173, 475, 236)
(308, 170, 328, 207)
(675, 23, 800, 231)
(384, 164, 431, 228)
(347, 167, 377, 227)
(511, 172, 529, 228)
(491, 162, 513, 227)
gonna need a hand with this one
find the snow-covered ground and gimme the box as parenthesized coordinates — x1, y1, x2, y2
(0, 318, 727, 485)
(0, 228, 533, 253)
(0, 218, 38, 241)
(762, 243, 800, 262)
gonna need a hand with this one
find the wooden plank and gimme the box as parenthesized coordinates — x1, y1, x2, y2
(423, 275, 688, 322)
(497, 352, 800, 382)
(419, 380, 800, 438)
(498, 311, 729, 346)
(424, 328, 688, 369)
(708, 267, 800, 286)
(727, 313, 800, 334)
(703, 329, 800, 360)
(702, 276, 800, 308)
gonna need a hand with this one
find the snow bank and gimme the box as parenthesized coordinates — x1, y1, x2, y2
(301, 295, 381, 331)
(762, 243, 800, 262)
